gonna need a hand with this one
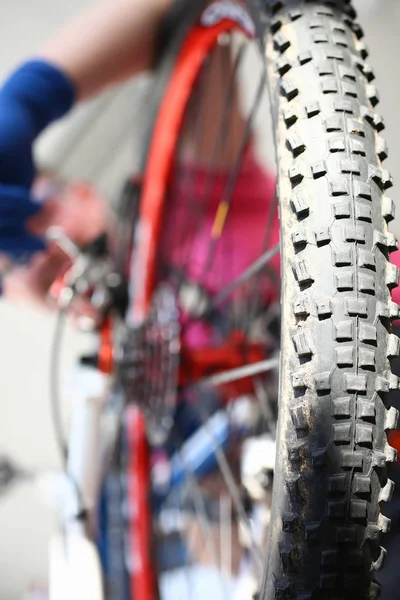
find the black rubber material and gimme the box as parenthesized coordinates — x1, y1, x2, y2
(156, 0, 206, 61)
(260, 1, 400, 599)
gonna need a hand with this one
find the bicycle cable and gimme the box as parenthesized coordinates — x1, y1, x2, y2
(50, 303, 88, 519)
(50, 307, 69, 462)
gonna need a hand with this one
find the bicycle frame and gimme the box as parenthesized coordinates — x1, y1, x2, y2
(48, 367, 112, 600)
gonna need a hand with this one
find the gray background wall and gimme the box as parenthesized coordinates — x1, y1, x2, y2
(0, 3, 94, 599)
(0, 1, 399, 598)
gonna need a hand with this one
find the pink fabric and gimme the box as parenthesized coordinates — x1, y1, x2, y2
(391, 249, 400, 308)
(159, 151, 278, 347)
(160, 153, 279, 293)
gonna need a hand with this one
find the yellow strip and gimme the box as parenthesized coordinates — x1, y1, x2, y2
(211, 201, 229, 239)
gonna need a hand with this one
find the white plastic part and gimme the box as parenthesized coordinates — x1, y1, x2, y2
(64, 366, 109, 520)
(229, 395, 258, 429)
(34, 471, 76, 511)
(241, 434, 276, 500)
(234, 570, 258, 600)
(47, 365, 116, 599)
(49, 532, 104, 600)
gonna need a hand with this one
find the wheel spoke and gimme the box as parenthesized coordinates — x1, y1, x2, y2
(210, 243, 279, 311)
(175, 43, 249, 286)
(192, 404, 264, 574)
(180, 242, 280, 340)
(191, 356, 279, 390)
(241, 188, 279, 335)
(198, 67, 268, 283)
(254, 376, 276, 438)
(220, 494, 232, 581)
(185, 471, 220, 567)
(171, 58, 212, 287)
(176, 438, 231, 599)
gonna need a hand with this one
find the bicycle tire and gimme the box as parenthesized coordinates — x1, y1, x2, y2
(260, 1, 399, 598)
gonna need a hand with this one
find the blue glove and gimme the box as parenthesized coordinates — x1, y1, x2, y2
(0, 60, 76, 259)
(0, 184, 46, 257)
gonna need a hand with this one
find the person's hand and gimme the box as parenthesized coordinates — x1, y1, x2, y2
(0, 60, 75, 263)
(0, 185, 44, 260)
(3, 180, 109, 309)
(0, 90, 44, 260)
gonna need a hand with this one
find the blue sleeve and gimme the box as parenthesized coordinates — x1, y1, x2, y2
(0, 60, 76, 187)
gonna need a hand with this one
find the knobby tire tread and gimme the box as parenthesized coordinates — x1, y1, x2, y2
(260, 1, 400, 598)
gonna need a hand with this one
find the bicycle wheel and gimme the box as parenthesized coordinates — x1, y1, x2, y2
(261, 2, 399, 599)
(114, 1, 399, 599)
(119, 3, 279, 598)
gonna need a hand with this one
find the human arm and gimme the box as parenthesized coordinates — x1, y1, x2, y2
(39, 0, 173, 100)
(0, 0, 173, 264)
